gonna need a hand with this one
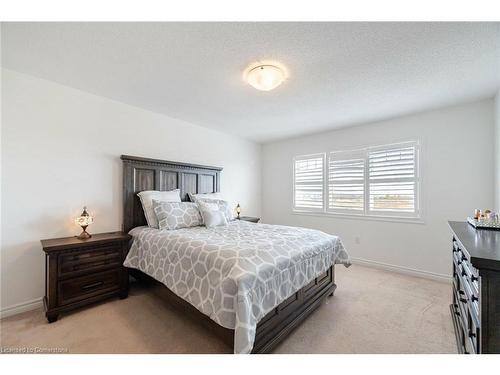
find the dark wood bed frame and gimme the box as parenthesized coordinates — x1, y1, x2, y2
(121, 154, 337, 353)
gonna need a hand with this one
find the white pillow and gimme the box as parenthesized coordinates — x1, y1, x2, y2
(137, 189, 181, 228)
(197, 201, 228, 228)
(189, 192, 223, 202)
(197, 198, 234, 221)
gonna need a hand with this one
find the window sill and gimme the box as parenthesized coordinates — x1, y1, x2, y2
(291, 210, 425, 225)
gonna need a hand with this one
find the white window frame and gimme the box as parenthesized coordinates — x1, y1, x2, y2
(292, 141, 422, 223)
(292, 153, 326, 213)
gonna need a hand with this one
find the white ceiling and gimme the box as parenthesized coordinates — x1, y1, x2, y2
(2, 22, 500, 143)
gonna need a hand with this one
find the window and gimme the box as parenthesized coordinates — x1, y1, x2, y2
(293, 141, 420, 219)
(293, 154, 325, 211)
(328, 150, 365, 213)
(367, 143, 418, 217)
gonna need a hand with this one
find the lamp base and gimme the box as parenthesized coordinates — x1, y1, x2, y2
(77, 229, 92, 240)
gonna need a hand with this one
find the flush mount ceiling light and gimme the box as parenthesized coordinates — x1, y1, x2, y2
(243, 62, 288, 91)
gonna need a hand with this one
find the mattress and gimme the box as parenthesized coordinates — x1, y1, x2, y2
(124, 220, 349, 353)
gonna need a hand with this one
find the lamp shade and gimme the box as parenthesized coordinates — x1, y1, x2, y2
(75, 214, 93, 227)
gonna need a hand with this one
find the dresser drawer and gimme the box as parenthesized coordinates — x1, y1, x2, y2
(467, 305, 480, 354)
(454, 285, 468, 330)
(58, 244, 122, 278)
(58, 269, 121, 306)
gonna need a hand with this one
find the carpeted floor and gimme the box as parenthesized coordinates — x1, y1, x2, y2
(0, 264, 457, 354)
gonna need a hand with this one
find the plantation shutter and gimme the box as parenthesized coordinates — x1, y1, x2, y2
(367, 142, 419, 216)
(293, 154, 325, 211)
(328, 151, 365, 213)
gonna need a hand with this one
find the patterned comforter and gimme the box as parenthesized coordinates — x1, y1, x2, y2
(124, 220, 350, 353)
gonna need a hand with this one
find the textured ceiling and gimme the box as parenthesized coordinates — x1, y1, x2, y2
(2, 22, 500, 143)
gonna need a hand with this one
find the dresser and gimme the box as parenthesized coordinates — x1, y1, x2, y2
(449, 221, 500, 354)
(41, 232, 131, 323)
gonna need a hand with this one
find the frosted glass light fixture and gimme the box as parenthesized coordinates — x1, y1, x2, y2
(244, 62, 288, 91)
(75, 206, 94, 239)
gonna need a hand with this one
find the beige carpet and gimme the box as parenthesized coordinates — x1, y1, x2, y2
(0, 264, 457, 354)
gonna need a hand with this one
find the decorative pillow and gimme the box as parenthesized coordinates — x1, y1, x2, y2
(188, 192, 223, 202)
(137, 189, 181, 228)
(153, 200, 203, 230)
(197, 201, 228, 228)
(197, 198, 234, 221)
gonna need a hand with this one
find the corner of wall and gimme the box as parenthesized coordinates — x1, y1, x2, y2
(495, 90, 500, 212)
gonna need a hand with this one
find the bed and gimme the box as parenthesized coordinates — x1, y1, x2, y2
(121, 155, 349, 353)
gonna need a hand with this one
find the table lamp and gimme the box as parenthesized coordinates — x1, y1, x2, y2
(75, 206, 94, 239)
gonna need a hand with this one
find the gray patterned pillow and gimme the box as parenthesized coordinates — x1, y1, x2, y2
(196, 198, 234, 221)
(152, 200, 203, 230)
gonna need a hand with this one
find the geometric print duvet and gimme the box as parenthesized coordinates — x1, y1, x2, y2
(124, 220, 350, 353)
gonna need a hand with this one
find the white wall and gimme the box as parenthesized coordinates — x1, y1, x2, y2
(262, 100, 494, 279)
(0, 69, 262, 314)
(495, 91, 500, 212)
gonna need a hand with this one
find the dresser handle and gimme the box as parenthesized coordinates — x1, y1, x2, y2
(461, 254, 467, 262)
(469, 331, 476, 338)
(81, 281, 103, 290)
(471, 295, 478, 302)
(471, 275, 478, 282)
(458, 290, 465, 295)
(459, 297, 467, 303)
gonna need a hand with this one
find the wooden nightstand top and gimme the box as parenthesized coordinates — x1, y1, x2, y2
(41, 231, 131, 253)
(237, 216, 260, 223)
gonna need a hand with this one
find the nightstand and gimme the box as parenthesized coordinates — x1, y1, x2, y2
(237, 216, 260, 223)
(41, 231, 131, 323)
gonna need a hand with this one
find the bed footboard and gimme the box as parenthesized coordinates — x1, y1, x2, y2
(129, 265, 336, 353)
(252, 265, 335, 353)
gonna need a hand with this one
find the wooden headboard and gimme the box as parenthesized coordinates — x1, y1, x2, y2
(121, 155, 222, 232)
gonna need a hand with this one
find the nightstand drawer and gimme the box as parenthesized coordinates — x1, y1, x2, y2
(58, 244, 122, 277)
(58, 269, 121, 306)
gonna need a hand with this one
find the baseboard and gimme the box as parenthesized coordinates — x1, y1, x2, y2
(0, 297, 43, 319)
(350, 257, 451, 283)
(0, 259, 450, 318)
